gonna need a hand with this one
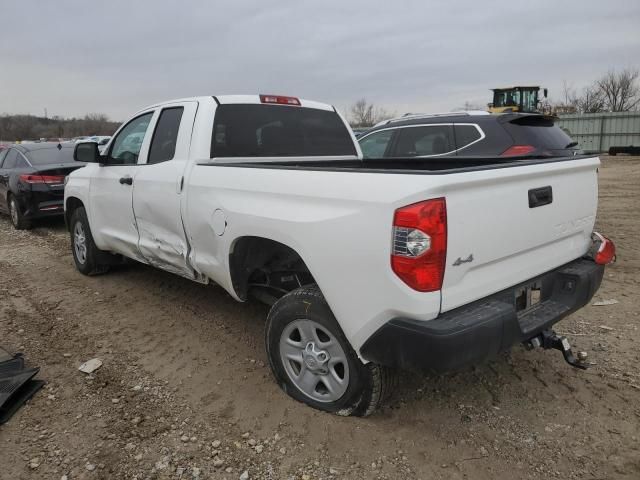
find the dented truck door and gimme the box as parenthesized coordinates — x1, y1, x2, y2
(89, 111, 156, 261)
(132, 101, 198, 278)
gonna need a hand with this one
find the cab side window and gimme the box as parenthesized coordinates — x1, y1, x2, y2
(359, 130, 393, 158)
(148, 107, 184, 164)
(0, 149, 8, 167)
(108, 113, 153, 165)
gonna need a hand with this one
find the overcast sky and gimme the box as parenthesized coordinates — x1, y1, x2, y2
(1, 0, 639, 121)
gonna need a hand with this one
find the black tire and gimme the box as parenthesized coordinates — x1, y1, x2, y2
(8, 194, 32, 230)
(69, 207, 110, 276)
(266, 284, 396, 416)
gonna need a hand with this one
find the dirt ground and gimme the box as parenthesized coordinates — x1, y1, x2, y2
(0, 155, 638, 480)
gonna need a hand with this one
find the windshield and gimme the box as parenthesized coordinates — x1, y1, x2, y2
(211, 104, 357, 158)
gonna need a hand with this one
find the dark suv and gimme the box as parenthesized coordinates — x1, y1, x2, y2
(358, 111, 579, 159)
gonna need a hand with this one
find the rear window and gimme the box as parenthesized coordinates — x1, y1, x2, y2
(211, 104, 357, 158)
(504, 116, 574, 150)
(26, 145, 75, 165)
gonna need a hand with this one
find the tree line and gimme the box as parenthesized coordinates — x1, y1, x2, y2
(0, 113, 120, 142)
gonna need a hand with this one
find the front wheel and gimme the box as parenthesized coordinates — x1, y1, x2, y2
(265, 285, 395, 416)
(70, 207, 110, 276)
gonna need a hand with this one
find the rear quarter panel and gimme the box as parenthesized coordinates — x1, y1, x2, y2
(184, 164, 443, 352)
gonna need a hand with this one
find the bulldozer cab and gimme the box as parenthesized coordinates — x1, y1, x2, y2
(489, 86, 547, 113)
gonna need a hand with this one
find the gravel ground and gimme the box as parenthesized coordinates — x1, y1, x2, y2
(0, 155, 638, 480)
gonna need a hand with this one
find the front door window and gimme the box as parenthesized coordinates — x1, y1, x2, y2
(108, 113, 153, 165)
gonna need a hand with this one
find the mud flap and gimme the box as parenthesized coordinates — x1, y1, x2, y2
(0, 354, 45, 424)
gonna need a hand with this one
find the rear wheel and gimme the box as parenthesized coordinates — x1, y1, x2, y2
(70, 207, 110, 276)
(8, 195, 32, 230)
(266, 284, 395, 416)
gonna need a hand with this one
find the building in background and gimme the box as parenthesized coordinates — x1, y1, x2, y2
(556, 111, 640, 154)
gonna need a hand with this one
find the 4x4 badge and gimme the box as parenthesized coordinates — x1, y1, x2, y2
(453, 254, 474, 266)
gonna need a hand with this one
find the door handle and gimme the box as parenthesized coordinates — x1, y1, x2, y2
(119, 176, 133, 185)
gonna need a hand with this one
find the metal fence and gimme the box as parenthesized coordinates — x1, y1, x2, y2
(555, 111, 640, 153)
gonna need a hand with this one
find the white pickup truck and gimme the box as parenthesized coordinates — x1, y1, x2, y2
(65, 95, 615, 416)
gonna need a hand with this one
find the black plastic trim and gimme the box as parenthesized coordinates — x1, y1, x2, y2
(359, 258, 604, 372)
(198, 154, 596, 176)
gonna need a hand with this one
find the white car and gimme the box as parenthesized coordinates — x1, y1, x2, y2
(64, 95, 615, 416)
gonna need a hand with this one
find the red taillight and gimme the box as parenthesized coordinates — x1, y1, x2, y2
(593, 233, 616, 265)
(259, 94, 301, 106)
(19, 174, 65, 184)
(501, 145, 536, 156)
(391, 198, 447, 292)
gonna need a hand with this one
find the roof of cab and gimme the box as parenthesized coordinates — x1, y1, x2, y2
(140, 95, 334, 113)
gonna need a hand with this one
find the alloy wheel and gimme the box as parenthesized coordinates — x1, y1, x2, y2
(73, 221, 87, 264)
(9, 198, 19, 226)
(279, 318, 349, 402)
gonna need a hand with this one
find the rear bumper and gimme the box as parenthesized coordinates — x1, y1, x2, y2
(16, 189, 64, 219)
(360, 258, 604, 372)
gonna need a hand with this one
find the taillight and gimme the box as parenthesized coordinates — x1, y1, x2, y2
(259, 94, 301, 106)
(391, 198, 447, 292)
(501, 145, 536, 156)
(19, 174, 65, 184)
(592, 232, 616, 265)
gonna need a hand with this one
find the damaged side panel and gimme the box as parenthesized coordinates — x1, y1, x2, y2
(131, 101, 202, 280)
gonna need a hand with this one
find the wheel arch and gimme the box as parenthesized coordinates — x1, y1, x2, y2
(228, 235, 315, 305)
(65, 196, 85, 231)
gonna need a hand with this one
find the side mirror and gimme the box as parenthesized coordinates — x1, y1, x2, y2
(543, 88, 548, 98)
(74, 142, 101, 163)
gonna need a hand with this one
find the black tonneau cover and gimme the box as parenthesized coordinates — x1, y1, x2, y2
(200, 154, 591, 175)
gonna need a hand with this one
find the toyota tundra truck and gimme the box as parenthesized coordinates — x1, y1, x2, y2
(65, 95, 615, 416)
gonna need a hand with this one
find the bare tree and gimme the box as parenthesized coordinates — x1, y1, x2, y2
(552, 80, 605, 114)
(349, 98, 393, 127)
(577, 84, 606, 113)
(454, 100, 485, 111)
(596, 68, 640, 112)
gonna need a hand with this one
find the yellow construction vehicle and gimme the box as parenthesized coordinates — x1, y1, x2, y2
(488, 86, 548, 114)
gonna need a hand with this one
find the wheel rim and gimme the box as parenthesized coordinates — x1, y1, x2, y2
(279, 319, 349, 403)
(9, 199, 19, 225)
(73, 221, 87, 264)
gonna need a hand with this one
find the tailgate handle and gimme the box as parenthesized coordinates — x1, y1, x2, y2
(528, 186, 553, 208)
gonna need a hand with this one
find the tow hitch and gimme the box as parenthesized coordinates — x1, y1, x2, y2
(526, 329, 590, 370)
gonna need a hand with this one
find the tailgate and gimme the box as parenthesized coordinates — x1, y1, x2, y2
(441, 156, 599, 312)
